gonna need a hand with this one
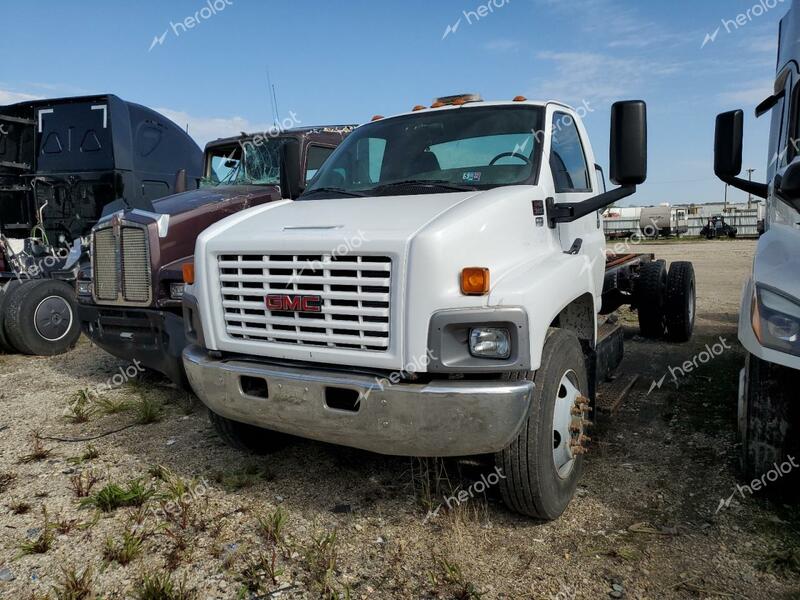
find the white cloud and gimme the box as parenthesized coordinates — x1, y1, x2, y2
(153, 108, 271, 147)
(533, 51, 681, 105)
(535, 0, 692, 49)
(718, 80, 772, 106)
(483, 39, 522, 53)
(0, 88, 41, 105)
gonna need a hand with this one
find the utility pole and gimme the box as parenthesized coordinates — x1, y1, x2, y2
(724, 183, 728, 209)
(746, 168, 756, 209)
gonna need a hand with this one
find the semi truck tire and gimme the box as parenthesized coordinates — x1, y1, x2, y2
(5, 280, 81, 356)
(665, 262, 696, 343)
(495, 329, 590, 521)
(636, 260, 668, 339)
(208, 410, 286, 455)
(740, 354, 800, 482)
(0, 280, 23, 352)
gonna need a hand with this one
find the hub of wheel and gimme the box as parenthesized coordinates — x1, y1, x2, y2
(553, 372, 593, 478)
(34, 295, 73, 342)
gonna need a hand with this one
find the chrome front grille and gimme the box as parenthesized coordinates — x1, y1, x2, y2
(92, 223, 152, 306)
(218, 253, 392, 351)
(93, 228, 119, 301)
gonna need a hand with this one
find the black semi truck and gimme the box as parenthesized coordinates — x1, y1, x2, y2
(0, 94, 203, 355)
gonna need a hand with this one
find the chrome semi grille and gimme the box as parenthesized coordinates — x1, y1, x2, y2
(92, 224, 152, 306)
(218, 253, 392, 351)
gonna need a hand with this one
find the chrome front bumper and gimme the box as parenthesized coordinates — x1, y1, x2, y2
(183, 345, 534, 457)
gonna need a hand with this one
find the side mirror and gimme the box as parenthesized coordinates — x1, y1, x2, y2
(714, 110, 743, 178)
(174, 169, 187, 194)
(713, 109, 768, 200)
(610, 100, 647, 186)
(547, 100, 647, 227)
(279, 139, 304, 200)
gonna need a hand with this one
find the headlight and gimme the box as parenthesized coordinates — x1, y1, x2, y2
(169, 283, 186, 300)
(77, 280, 92, 296)
(752, 285, 800, 356)
(469, 327, 511, 359)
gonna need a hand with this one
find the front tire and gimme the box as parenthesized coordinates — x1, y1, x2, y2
(495, 329, 590, 520)
(208, 410, 286, 455)
(5, 280, 81, 356)
(740, 354, 800, 481)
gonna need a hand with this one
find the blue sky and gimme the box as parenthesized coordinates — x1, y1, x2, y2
(0, 0, 787, 206)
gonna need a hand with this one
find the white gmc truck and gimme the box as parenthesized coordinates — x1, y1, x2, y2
(181, 95, 696, 520)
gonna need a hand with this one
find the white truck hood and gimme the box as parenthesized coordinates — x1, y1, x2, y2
(204, 191, 481, 242)
(193, 185, 565, 370)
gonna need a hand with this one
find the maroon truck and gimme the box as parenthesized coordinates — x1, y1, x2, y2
(77, 126, 352, 383)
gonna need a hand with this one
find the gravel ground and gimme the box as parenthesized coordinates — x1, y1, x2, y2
(0, 239, 798, 600)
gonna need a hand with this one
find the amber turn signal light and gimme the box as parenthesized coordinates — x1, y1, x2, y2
(182, 263, 195, 285)
(461, 267, 490, 295)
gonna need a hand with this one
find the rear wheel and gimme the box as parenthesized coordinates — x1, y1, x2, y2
(740, 354, 800, 481)
(665, 262, 696, 342)
(5, 280, 81, 356)
(208, 410, 287, 455)
(636, 260, 668, 339)
(495, 329, 590, 520)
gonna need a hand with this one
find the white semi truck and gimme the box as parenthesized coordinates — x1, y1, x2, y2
(181, 95, 696, 520)
(714, 1, 800, 480)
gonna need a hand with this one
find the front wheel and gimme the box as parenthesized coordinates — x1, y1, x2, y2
(740, 354, 800, 481)
(208, 410, 287, 455)
(495, 329, 590, 520)
(5, 280, 81, 356)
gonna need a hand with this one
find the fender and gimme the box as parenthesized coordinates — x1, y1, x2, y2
(489, 251, 600, 371)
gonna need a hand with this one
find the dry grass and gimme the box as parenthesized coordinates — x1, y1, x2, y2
(20, 431, 53, 463)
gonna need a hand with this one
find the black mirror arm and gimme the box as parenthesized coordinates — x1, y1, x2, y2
(717, 174, 768, 200)
(547, 185, 637, 228)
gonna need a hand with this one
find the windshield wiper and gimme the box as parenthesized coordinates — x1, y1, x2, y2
(301, 187, 366, 198)
(370, 180, 478, 193)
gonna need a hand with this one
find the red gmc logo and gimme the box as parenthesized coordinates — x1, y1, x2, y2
(266, 294, 323, 313)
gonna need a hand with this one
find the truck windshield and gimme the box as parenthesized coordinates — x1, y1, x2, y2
(201, 138, 285, 187)
(301, 105, 544, 199)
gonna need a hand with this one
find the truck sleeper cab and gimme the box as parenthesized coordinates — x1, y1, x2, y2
(0, 94, 203, 356)
(78, 127, 352, 384)
(713, 0, 800, 481)
(183, 96, 695, 520)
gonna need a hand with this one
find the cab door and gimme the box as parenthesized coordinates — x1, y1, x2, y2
(546, 107, 605, 299)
